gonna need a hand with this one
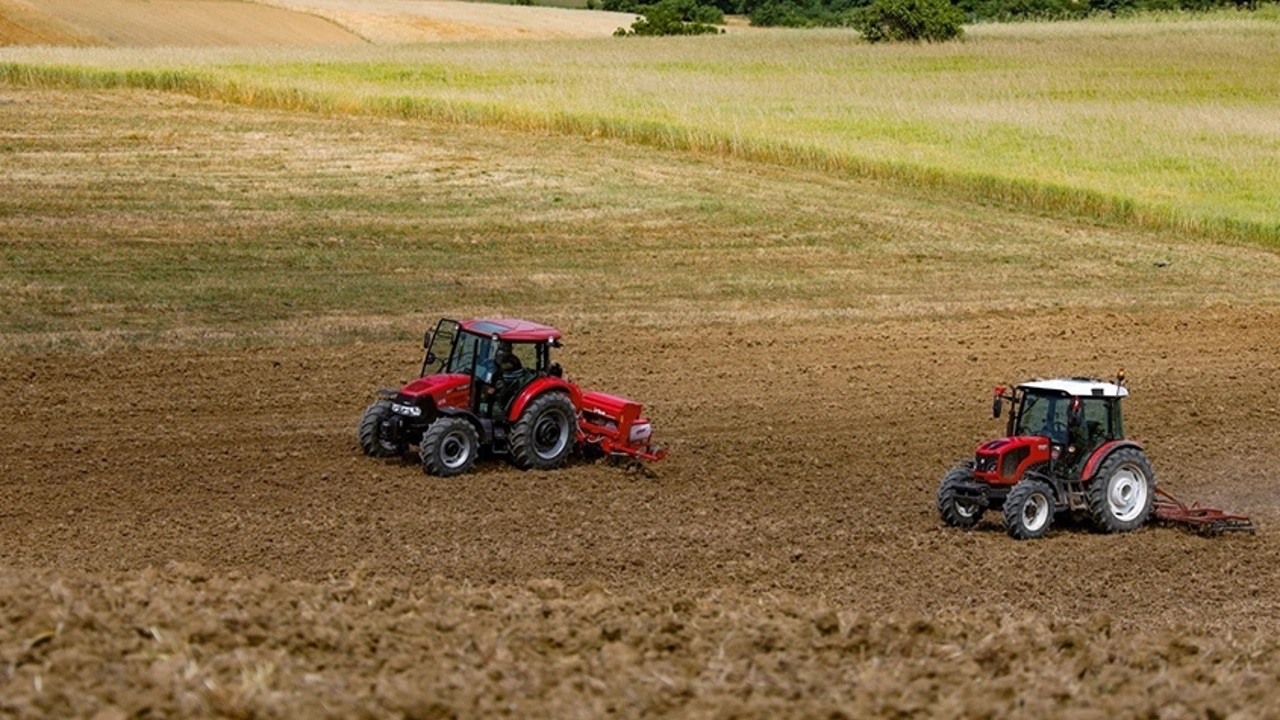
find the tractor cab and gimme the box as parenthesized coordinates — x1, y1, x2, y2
(422, 318, 563, 417)
(999, 378, 1127, 466)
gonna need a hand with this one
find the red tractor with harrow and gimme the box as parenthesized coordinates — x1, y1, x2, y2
(358, 318, 666, 476)
(937, 372, 1253, 539)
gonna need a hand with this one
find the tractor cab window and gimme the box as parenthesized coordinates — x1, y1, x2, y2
(1016, 391, 1069, 445)
(425, 320, 459, 375)
(1078, 398, 1116, 448)
(507, 343, 537, 373)
(449, 332, 490, 378)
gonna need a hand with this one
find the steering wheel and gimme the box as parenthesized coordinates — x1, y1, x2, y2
(1045, 421, 1068, 439)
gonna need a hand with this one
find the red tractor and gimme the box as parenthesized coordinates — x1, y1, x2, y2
(358, 317, 666, 476)
(937, 373, 1157, 540)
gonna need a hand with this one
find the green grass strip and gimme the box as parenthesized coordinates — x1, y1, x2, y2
(3, 61, 1276, 247)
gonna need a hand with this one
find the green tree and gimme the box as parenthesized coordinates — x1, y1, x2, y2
(853, 0, 964, 42)
(1087, 0, 1137, 13)
(748, 0, 870, 26)
(615, 0, 726, 35)
(962, 0, 1087, 20)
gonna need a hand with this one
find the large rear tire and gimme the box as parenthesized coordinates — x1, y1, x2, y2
(1087, 447, 1155, 533)
(510, 392, 577, 471)
(937, 466, 984, 529)
(358, 400, 404, 458)
(1003, 479, 1055, 540)
(420, 417, 479, 477)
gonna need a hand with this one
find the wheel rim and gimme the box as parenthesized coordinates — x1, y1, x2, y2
(955, 499, 979, 519)
(1022, 492, 1050, 532)
(532, 409, 570, 460)
(439, 430, 472, 469)
(1107, 464, 1149, 522)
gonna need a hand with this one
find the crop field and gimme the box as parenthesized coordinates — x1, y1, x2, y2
(3, 8, 1280, 719)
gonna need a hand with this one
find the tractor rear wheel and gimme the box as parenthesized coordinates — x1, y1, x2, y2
(510, 392, 577, 471)
(937, 466, 984, 528)
(1087, 447, 1155, 533)
(358, 400, 404, 458)
(1003, 479, 1055, 540)
(420, 417, 479, 477)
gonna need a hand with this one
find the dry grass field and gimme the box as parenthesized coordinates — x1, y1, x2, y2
(3, 4, 1280, 718)
(0, 0, 635, 46)
(259, 0, 639, 41)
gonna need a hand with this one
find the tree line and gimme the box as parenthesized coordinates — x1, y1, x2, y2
(602, 0, 1272, 40)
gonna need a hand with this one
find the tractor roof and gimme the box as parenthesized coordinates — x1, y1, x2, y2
(457, 318, 562, 343)
(1018, 378, 1128, 398)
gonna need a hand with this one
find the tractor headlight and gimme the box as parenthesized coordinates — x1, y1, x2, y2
(391, 403, 422, 417)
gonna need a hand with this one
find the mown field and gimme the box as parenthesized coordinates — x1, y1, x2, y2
(3, 12, 1280, 719)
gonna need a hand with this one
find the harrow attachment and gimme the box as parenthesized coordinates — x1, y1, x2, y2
(1152, 487, 1256, 536)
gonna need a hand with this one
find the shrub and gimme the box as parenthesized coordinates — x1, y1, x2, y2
(853, 0, 965, 42)
(962, 0, 1088, 20)
(748, 0, 870, 27)
(615, 0, 726, 35)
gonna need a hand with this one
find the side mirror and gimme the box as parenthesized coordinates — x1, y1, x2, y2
(423, 330, 434, 349)
(424, 352, 436, 366)
(992, 395, 1003, 419)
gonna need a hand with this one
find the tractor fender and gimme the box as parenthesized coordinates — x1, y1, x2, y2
(1080, 440, 1145, 482)
(506, 376, 583, 423)
(437, 406, 484, 431)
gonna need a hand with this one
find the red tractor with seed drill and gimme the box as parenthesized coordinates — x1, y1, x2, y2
(937, 372, 1253, 539)
(358, 318, 665, 476)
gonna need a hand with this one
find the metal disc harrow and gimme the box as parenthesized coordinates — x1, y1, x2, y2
(1152, 486, 1256, 536)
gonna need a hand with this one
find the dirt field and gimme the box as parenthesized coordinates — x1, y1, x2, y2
(0, 0, 635, 46)
(3, 86, 1280, 717)
(4, 308, 1280, 717)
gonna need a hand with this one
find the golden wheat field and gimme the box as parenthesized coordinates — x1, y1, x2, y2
(0, 0, 636, 46)
(3, 2, 1280, 718)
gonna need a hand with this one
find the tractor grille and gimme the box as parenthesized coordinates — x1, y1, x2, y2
(974, 454, 997, 474)
(1001, 446, 1030, 480)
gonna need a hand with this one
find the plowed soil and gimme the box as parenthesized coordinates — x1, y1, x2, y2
(3, 308, 1280, 718)
(3, 86, 1280, 718)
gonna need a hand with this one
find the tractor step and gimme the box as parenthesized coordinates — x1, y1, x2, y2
(1152, 487, 1256, 536)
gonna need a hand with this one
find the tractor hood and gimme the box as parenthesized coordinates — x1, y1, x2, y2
(974, 435, 1052, 485)
(976, 436, 1051, 455)
(398, 373, 470, 402)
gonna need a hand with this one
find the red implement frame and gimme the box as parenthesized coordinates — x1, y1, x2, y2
(1152, 487, 1256, 535)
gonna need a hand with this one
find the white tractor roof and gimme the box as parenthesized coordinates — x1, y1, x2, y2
(1018, 378, 1128, 398)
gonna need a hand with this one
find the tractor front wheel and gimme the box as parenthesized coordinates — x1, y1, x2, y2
(937, 466, 984, 529)
(358, 400, 405, 458)
(1003, 479, 1055, 540)
(510, 392, 577, 471)
(420, 417, 479, 477)
(1087, 447, 1155, 533)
